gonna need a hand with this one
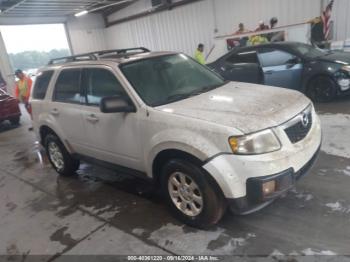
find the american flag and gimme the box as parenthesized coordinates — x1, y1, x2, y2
(322, 0, 334, 40)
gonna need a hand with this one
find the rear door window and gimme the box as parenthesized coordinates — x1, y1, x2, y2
(82, 68, 127, 106)
(226, 51, 259, 64)
(258, 48, 296, 67)
(32, 71, 54, 100)
(54, 69, 81, 104)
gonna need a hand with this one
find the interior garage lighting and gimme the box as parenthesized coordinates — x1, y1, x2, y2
(74, 0, 132, 17)
(75, 10, 88, 17)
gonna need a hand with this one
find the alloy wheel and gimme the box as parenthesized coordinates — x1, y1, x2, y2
(168, 172, 203, 217)
(48, 142, 64, 172)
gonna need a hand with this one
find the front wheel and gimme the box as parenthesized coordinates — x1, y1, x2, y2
(161, 159, 226, 228)
(306, 76, 337, 102)
(44, 134, 80, 176)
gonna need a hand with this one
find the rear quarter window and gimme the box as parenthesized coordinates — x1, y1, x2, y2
(32, 71, 54, 100)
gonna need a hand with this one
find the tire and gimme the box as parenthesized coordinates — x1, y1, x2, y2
(161, 159, 226, 228)
(306, 76, 337, 103)
(9, 116, 20, 125)
(44, 134, 80, 176)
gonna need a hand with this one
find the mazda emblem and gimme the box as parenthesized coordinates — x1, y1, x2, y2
(301, 113, 309, 127)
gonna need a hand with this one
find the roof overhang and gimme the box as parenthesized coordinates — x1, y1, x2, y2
(0, 0, 136, 24)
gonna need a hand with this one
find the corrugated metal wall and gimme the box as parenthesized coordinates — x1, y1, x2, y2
(215, 0, 321, 35)
(332, 0, 350, 41)
(105, 0, 322, 56)
(0, 31, 15, 95)
(106, 0, 214, 56)
(66, 14, 107, 54)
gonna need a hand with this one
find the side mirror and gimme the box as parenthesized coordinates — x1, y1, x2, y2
(100, 96, 136, 113)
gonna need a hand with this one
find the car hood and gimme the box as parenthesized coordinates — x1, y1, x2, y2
(156, 82, 311, 134)
(315, 51, 350, 65)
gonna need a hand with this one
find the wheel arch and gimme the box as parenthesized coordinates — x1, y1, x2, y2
(152, 149, 225, 199)
(305, 73, 337, 92)
(39, 125, 73, 154)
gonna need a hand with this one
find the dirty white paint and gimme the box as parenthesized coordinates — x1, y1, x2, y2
(148, 223, 256, 255)
(325, 202, 350, 214)
(157, 82, 309, 134)
(319, 114, 350, 159)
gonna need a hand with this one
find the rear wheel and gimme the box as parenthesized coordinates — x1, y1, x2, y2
(9, 116, 20, 125)
(44, 134, 80, 176)
(161, 159, 226, 228)
(306, 76, 337, 102)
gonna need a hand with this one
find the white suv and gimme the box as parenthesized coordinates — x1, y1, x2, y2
(31, 48, 322, 228)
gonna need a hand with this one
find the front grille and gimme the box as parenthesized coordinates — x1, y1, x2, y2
(284, 110, 313, 144)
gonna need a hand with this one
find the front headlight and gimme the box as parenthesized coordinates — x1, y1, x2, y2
(341, 65, 350, 73)
(229, 129, 281, 155)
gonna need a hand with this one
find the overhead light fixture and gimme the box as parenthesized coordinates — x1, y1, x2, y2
(75, 10, 88, 17)
(74, 0, 132, 18)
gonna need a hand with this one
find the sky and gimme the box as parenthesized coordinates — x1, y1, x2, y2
(0, 24, 70, 54)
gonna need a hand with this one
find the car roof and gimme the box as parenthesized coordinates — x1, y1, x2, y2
(41, 50, 177, 71)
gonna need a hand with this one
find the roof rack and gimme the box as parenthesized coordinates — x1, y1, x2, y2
(48, 47, 150, 65)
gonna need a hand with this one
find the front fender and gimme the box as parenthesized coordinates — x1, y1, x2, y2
(146, 129, 222, 177)
(37, 113, 72, 153)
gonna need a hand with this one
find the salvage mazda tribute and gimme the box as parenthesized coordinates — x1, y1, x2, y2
(30, 48, 322, 228)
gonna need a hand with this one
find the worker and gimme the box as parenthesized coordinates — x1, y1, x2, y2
(268, 17, 284, 42)
(194, 44, 206, 65)
(255, 20, 269, 32)
(270, 17, 278, 29)
(15, 69, 32, 115)
(235, 23, 247, 34)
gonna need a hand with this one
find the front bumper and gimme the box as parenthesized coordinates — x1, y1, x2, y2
(228, 144, 321, 214)
(203, 106, 322, 212)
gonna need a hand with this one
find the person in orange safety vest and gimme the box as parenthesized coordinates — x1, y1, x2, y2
(15, 69, 32, 114)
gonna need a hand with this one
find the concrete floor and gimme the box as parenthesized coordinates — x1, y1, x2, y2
(1, 100, 350, 261)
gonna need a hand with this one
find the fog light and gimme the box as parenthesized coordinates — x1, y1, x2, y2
(262, 181, 276, 196)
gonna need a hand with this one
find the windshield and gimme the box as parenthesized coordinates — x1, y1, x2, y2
(120, 54, 225, 106)
(291, 43, 326, 58)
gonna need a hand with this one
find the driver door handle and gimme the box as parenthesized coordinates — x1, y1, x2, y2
(86, 114, 99, 123)
(265, 70, 274, 75)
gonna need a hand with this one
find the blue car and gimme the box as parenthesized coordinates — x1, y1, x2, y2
(208, 42, 350, 102)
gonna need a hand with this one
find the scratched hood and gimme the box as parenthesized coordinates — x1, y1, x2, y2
(156, 82, 311, 134)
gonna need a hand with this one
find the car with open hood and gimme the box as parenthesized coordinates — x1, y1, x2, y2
(30, 48, 322, 228)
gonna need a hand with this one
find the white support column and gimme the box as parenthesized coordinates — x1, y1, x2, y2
(0, 31, 15, 96)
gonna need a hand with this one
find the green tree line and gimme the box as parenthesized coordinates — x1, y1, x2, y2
(9, 49, 70, 70)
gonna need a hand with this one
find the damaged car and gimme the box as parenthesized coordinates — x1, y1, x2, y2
(209, 42, 350, 102)
(30, 48, 322, 228)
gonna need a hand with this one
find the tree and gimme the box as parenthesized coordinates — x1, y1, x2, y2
(8, 49, 70, 71)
